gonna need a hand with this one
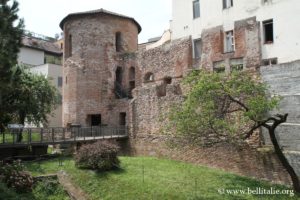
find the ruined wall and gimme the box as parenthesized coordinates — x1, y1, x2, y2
(130, 38, 192, 137)
(129, 36, 290, 185)
(62, 13, 139, 126)
(201, 17, 261, 71)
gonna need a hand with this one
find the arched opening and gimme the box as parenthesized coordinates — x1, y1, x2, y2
(144, 72, 154, 82)
(116, 32, 122, 52)
(115, 67, 127, 99)
(115, 67, 123, 85)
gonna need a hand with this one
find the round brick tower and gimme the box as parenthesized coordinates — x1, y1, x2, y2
(60, 9, 141, 127)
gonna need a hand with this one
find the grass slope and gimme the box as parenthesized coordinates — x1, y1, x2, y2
(25, 156, 299, 200)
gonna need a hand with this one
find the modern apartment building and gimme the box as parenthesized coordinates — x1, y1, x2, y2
(18, 31, 63, 127)
(170, 0, 300, 68)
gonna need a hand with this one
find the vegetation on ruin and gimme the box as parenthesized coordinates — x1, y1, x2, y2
(168, 70, 300, 193)
(24, 156, 298, 200)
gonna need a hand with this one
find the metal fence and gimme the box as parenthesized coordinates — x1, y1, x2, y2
(0, 126, 128, 145)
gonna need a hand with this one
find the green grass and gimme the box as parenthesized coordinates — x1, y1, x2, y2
(0, 132, 41, 143)
(0, 178, 69, 200)
(24, 156, 300, 200)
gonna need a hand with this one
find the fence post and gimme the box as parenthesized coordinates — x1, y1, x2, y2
(52, 128, 54, 143)
(2, 131, 4, 144)
(40, 128, 43, 143)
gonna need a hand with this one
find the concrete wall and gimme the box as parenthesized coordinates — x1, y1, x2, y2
(171, 0, 300, 63)
(260, 60, 300, 177)
(18, 47, 45, 66)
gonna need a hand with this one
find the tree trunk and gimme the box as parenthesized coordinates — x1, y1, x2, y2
(16, 112, 25, 143)
(268, 127, 300, 193)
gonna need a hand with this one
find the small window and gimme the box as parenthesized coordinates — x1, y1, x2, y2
(65, 76, 68, 85)
(262, 58, 277, 66)
(119, 112, 126, 126)
(116, 32, 122, 52)
(263, 19, 274, 44)
(223, 0, 233, 9)
(58, 76, 63, 87)
(144, 72, 154, 82)
(193, 39, 202, 59)
(193, 0, 200, 19)
(164, 77, 172, 84)
(230, 58, 243, 71)
(213, 60, 226, 73)
(68, 34, 72, 57)
(224, 30, 235, 53)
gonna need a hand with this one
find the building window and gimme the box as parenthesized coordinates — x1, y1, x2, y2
(262, 58, 277, 66)
(263, 19, 274, 44)
(223, 0, 233, 9)
(116, 32, 122, 52)
(230, 58, 244, 71)
(213, 60, 226, 73)
(193, 0, 200, 19)
(193, 39, 202, 59)
(58, 76, 63, 87)
(224, 30, 235, 53)
(65, 76, 67, 85)
(144, 72, 154, 82)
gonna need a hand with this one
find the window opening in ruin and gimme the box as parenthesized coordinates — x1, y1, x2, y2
(164, 77, 172, 85)
(116, 67, 123, 85)
(116, 32, 122, 52)
(193, 39, 202, 59)
(193, 0, 200, 19)
(223, 0, 233, 9)
(58, 76, 63, 87)
(90, 114, 101, 126)
(65, 76, 67, 85)
(68, 34, 72, 57)
(262, 58, 277, 66)
(213, 60, 226, 73)
(119, 112, 126, 126)
(230, 58, 244, 72)
(263, 19, 274, 44)
(144, 72, 154, 82)
(224, 30, 235, 53)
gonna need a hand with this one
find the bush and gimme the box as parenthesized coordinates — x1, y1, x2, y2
(0, 160, 33, 193)
(75, 141, 120, 171)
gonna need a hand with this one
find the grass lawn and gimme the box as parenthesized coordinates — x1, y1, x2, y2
(0, 177, 69, 200)
(24, 156, 299, 200)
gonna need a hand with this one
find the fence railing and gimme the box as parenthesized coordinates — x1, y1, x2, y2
(0, 126, 128, 146)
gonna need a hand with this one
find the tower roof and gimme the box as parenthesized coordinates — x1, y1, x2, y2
(59, 8, 142, 33)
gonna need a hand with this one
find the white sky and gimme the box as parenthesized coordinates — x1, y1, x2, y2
(18, 0, 172, 43)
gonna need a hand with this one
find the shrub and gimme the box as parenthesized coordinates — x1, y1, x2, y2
(75, 141, 120, 171)
(0, 160, 33, 193)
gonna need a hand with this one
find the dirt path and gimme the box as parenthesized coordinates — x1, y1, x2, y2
(57, 170, 90, 200)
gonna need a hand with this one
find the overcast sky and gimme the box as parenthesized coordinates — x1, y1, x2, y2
(18, 0, 172, 43)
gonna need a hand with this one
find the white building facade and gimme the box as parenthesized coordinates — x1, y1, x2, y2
(18, 34, 63, 127)
(171, 0, 300, 65)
